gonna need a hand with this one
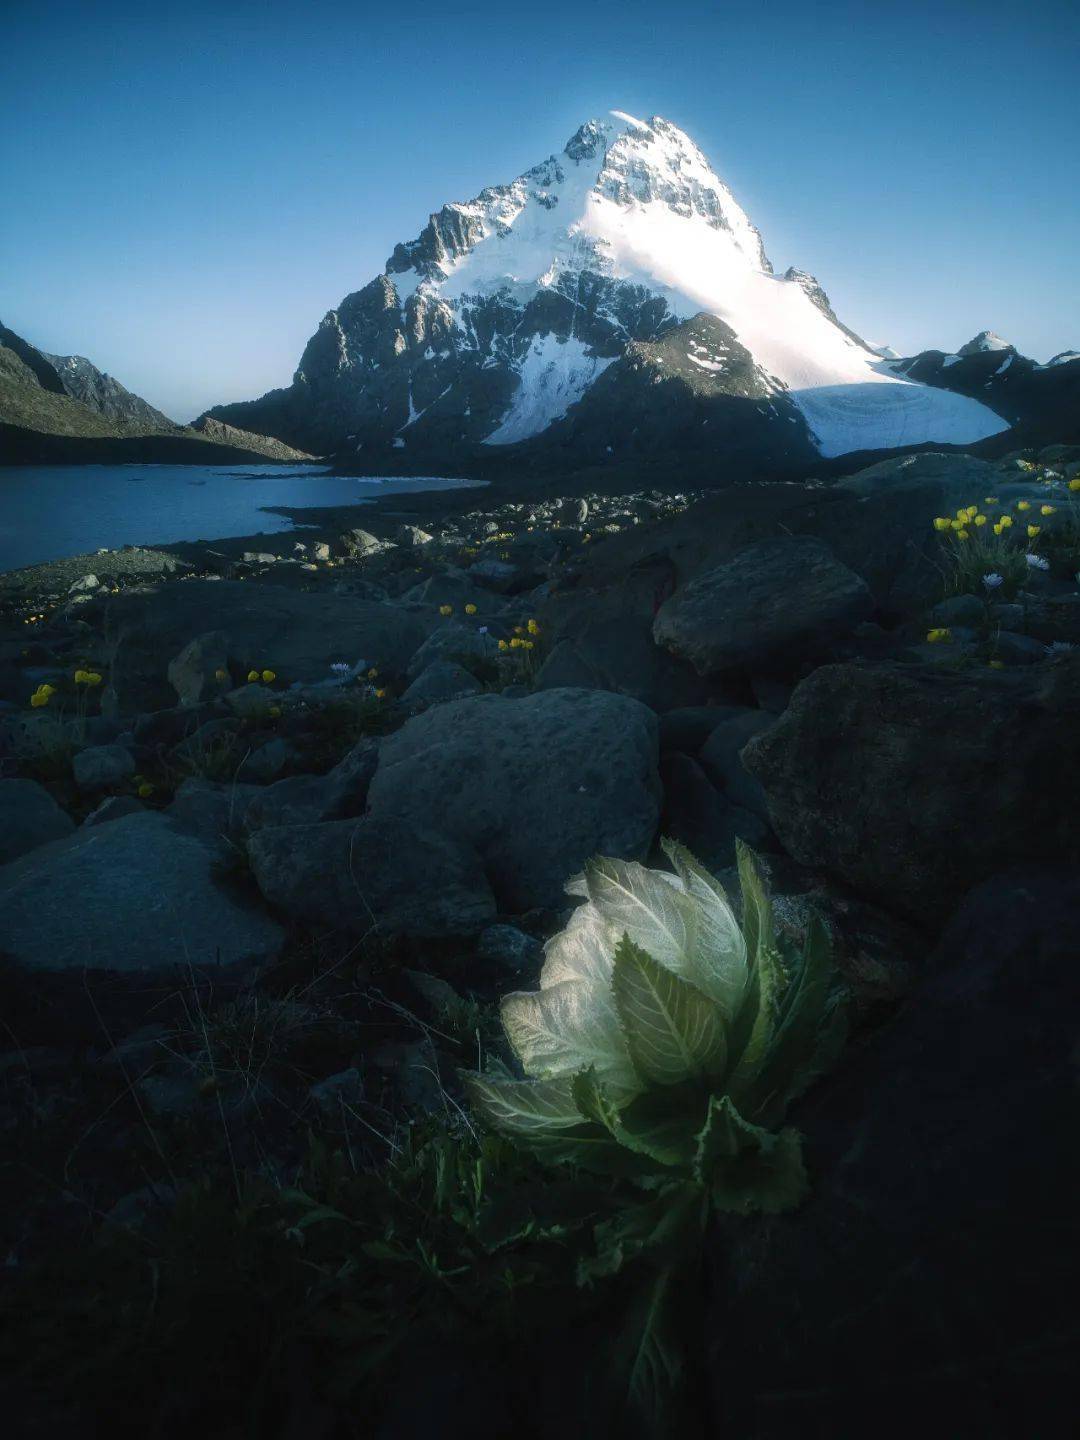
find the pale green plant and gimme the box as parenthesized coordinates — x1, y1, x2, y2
(467, 839, 847, 1212)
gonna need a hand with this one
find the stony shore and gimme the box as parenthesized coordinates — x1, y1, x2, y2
(1, 443, 1078, 1436)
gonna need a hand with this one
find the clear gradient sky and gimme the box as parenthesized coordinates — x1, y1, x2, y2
(2, 0, 1078, 421)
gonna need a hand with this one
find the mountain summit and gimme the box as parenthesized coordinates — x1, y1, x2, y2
(209, 111, 1009, 465)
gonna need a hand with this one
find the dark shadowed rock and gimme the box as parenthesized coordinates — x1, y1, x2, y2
(247, 816, 495, 939)
(743, 656, 1080, 921)
(536, 615, 710, 712)
(367, 688, 661, 910)
(0, 778, 75, 862)
(709, 866, 1080, 1435)
(71, 743, 136, 792)
(698, 709, 776, 819)
(658, 751, 773, 871)
(653, 536, 872, 673)
(166, 630, 230, 706)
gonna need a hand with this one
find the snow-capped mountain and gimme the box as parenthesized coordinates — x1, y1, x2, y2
(209, 111, 1011, 464)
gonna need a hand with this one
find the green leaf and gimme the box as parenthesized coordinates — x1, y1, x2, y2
(464, 1073, 584, 1135)
(571, 1069, 700, 1170)
(618, 1265, 686, 1439)
(578, 1182, 705, 1284)
(524, 1124, 672, 1179)
(748, 911, 848, 1128)
(694, 1095, 808, 1214)
(725, 842, 787, 1097)
(612, 935, 728, 1088)
(499, 976, 640, 1100)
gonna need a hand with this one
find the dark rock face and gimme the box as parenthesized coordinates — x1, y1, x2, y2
(366, 687, 661, 910)
(896, 344, 1080, 447)
(743, 657, 1080, 922)
(653, 536, 873, 673)
(709, 867, 1080, 1436)
(41, 350, 174, 428)
(247, 816, 496, 939)
(0, 778, 75, 862)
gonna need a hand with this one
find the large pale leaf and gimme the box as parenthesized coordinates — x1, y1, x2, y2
(612, 937, 728, 1088)
(661, 839, 749, 1016)
(500, 978, 639, 1099)
(539, 900, 621, 990)
(464, 1073, 583, 1136)
(583, 857, 700, 980)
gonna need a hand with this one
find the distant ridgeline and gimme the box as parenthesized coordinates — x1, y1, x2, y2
(0, 320, 318, 466)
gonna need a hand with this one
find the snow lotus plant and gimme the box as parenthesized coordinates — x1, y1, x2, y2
(466, 840, 847, 1216)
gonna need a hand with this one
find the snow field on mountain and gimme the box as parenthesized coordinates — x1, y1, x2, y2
(483, 334, 615, 445)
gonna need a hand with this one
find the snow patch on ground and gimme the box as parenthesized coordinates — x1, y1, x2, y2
(483, 335, 614, 445)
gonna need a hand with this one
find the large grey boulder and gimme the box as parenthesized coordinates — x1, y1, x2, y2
(366, 688, 661, 910)
(0, 778, 74, 863)
(108, 581, 432, 709)
(401, 661, 482, 709)
(247, 816, 495, 939)
(0, 811, 283, 973)
(654, 536, 872, 674)
(743, 656, 1080, 921)
(405, 623, 499, 681)
(72, 743, 136, 792)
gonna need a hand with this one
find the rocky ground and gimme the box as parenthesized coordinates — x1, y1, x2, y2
(1, 444, 1078, 1437)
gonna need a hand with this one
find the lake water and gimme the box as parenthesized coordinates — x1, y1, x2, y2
(0, 464, 482, 573)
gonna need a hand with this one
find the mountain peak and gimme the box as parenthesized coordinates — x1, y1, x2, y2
(959, 330, 1013, 355)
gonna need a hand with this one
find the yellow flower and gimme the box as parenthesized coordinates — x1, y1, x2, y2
(1040, 504, 1056, 515)
(261, 669, 276, 683)
(29, 691, 49, 708)
(988, 660, 1004, 670)
(1017, 500, 1030, 511)
(993, 522, 1004, 535)
(498, 639, 509, 651)
(510, 637, 525, 650)
(527, 618, 540, 635)
(137, 782, 155, 799)
(375, 688, 387, 700)
(955, 528, 970, 541)
(74, 669, 88, 684)
(983, 496, 999, 505)
(268, 705, 281, 718)
(214, 668, 229, 682)
(367, 667, 379, 679)
(247, 669, 260, 682)
(974, 514, 988, 527)
(465, 603, 478, 615)
(38, 683, 55, 698)
(926, 628, 952, 644)
(933, 517, 951, 532)
(84, 672, 102, 686)
(999, 515, 1013, 529)
(524, 640, 535, 650)
(1069, 478, 1080, 493)
(439, 604, 453, 616)
(1027, 524, 1040, 538)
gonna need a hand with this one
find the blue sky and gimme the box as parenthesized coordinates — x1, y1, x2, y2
(2, 0, 1077, 421)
